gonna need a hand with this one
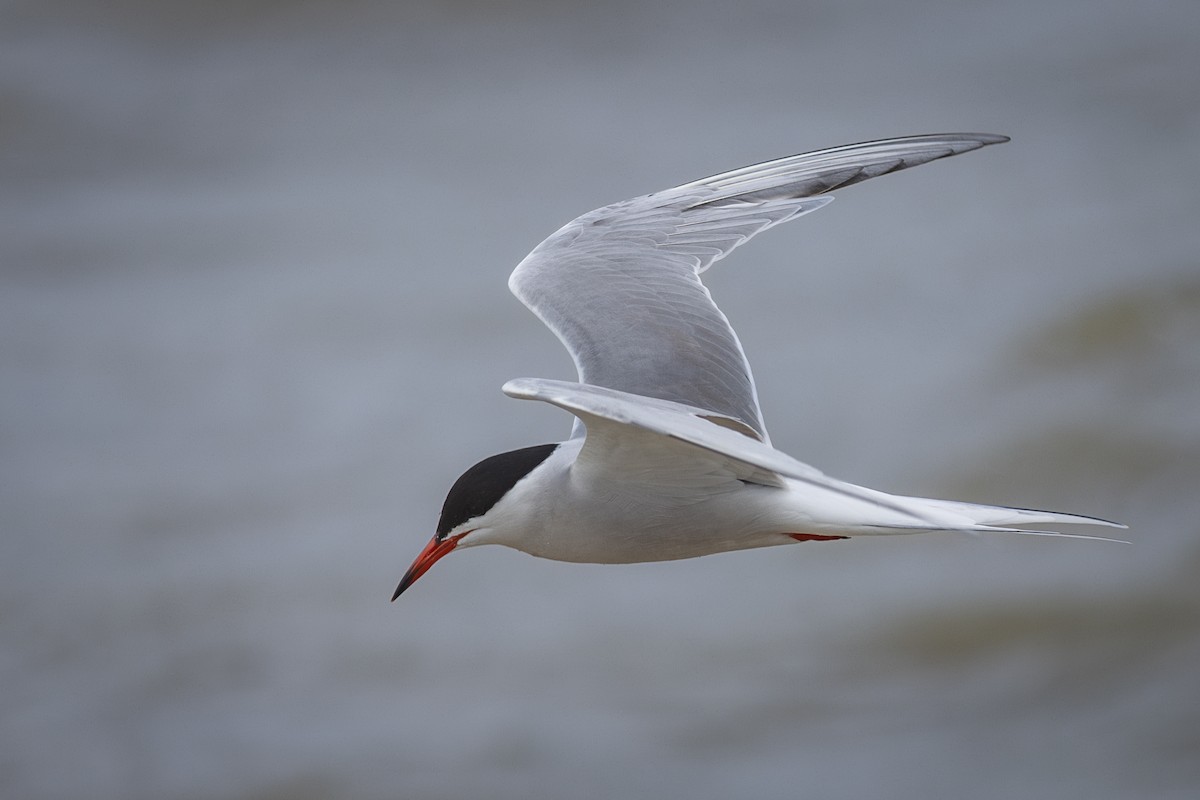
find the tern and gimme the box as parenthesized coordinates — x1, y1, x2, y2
(393, 133, 1123, 600)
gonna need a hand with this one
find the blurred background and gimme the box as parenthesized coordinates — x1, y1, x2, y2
(3, 1, 1198, 798)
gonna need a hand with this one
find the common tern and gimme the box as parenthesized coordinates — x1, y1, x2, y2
(393, 133, 1123, 600)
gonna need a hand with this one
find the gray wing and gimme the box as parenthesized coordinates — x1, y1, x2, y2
(508, 133, 1009, 440)
(503, 378, 1127, 537)
(502, 377, 922, 514)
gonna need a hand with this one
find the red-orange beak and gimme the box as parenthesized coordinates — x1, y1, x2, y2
(391, 532, 466, 600)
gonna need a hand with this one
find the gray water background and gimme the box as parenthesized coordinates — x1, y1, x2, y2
(3, 1, 1199, 798)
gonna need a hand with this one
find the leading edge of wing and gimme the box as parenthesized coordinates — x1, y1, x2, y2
(674, 132, 1010, 209)
(502, 377, 922, 516)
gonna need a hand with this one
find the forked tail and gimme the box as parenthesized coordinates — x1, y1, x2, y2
(886, 495, 1128, 541)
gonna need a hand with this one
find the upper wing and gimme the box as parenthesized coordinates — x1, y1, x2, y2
(508, 133, 1010, 441)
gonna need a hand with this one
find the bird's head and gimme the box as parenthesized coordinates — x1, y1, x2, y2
(391, 443, 559, 599)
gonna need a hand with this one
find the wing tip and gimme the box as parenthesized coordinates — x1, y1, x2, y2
(502, 377, 541, 400)
(957, 132, 1010, 145)
(916, 132, 1010, 150)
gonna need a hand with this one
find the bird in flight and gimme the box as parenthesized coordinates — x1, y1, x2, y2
(393, 133, 1122, 600)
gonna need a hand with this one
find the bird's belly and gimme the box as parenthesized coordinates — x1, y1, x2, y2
(519, 482, 789, 564)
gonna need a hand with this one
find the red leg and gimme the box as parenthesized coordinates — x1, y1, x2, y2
(787, 533, 848, 542)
